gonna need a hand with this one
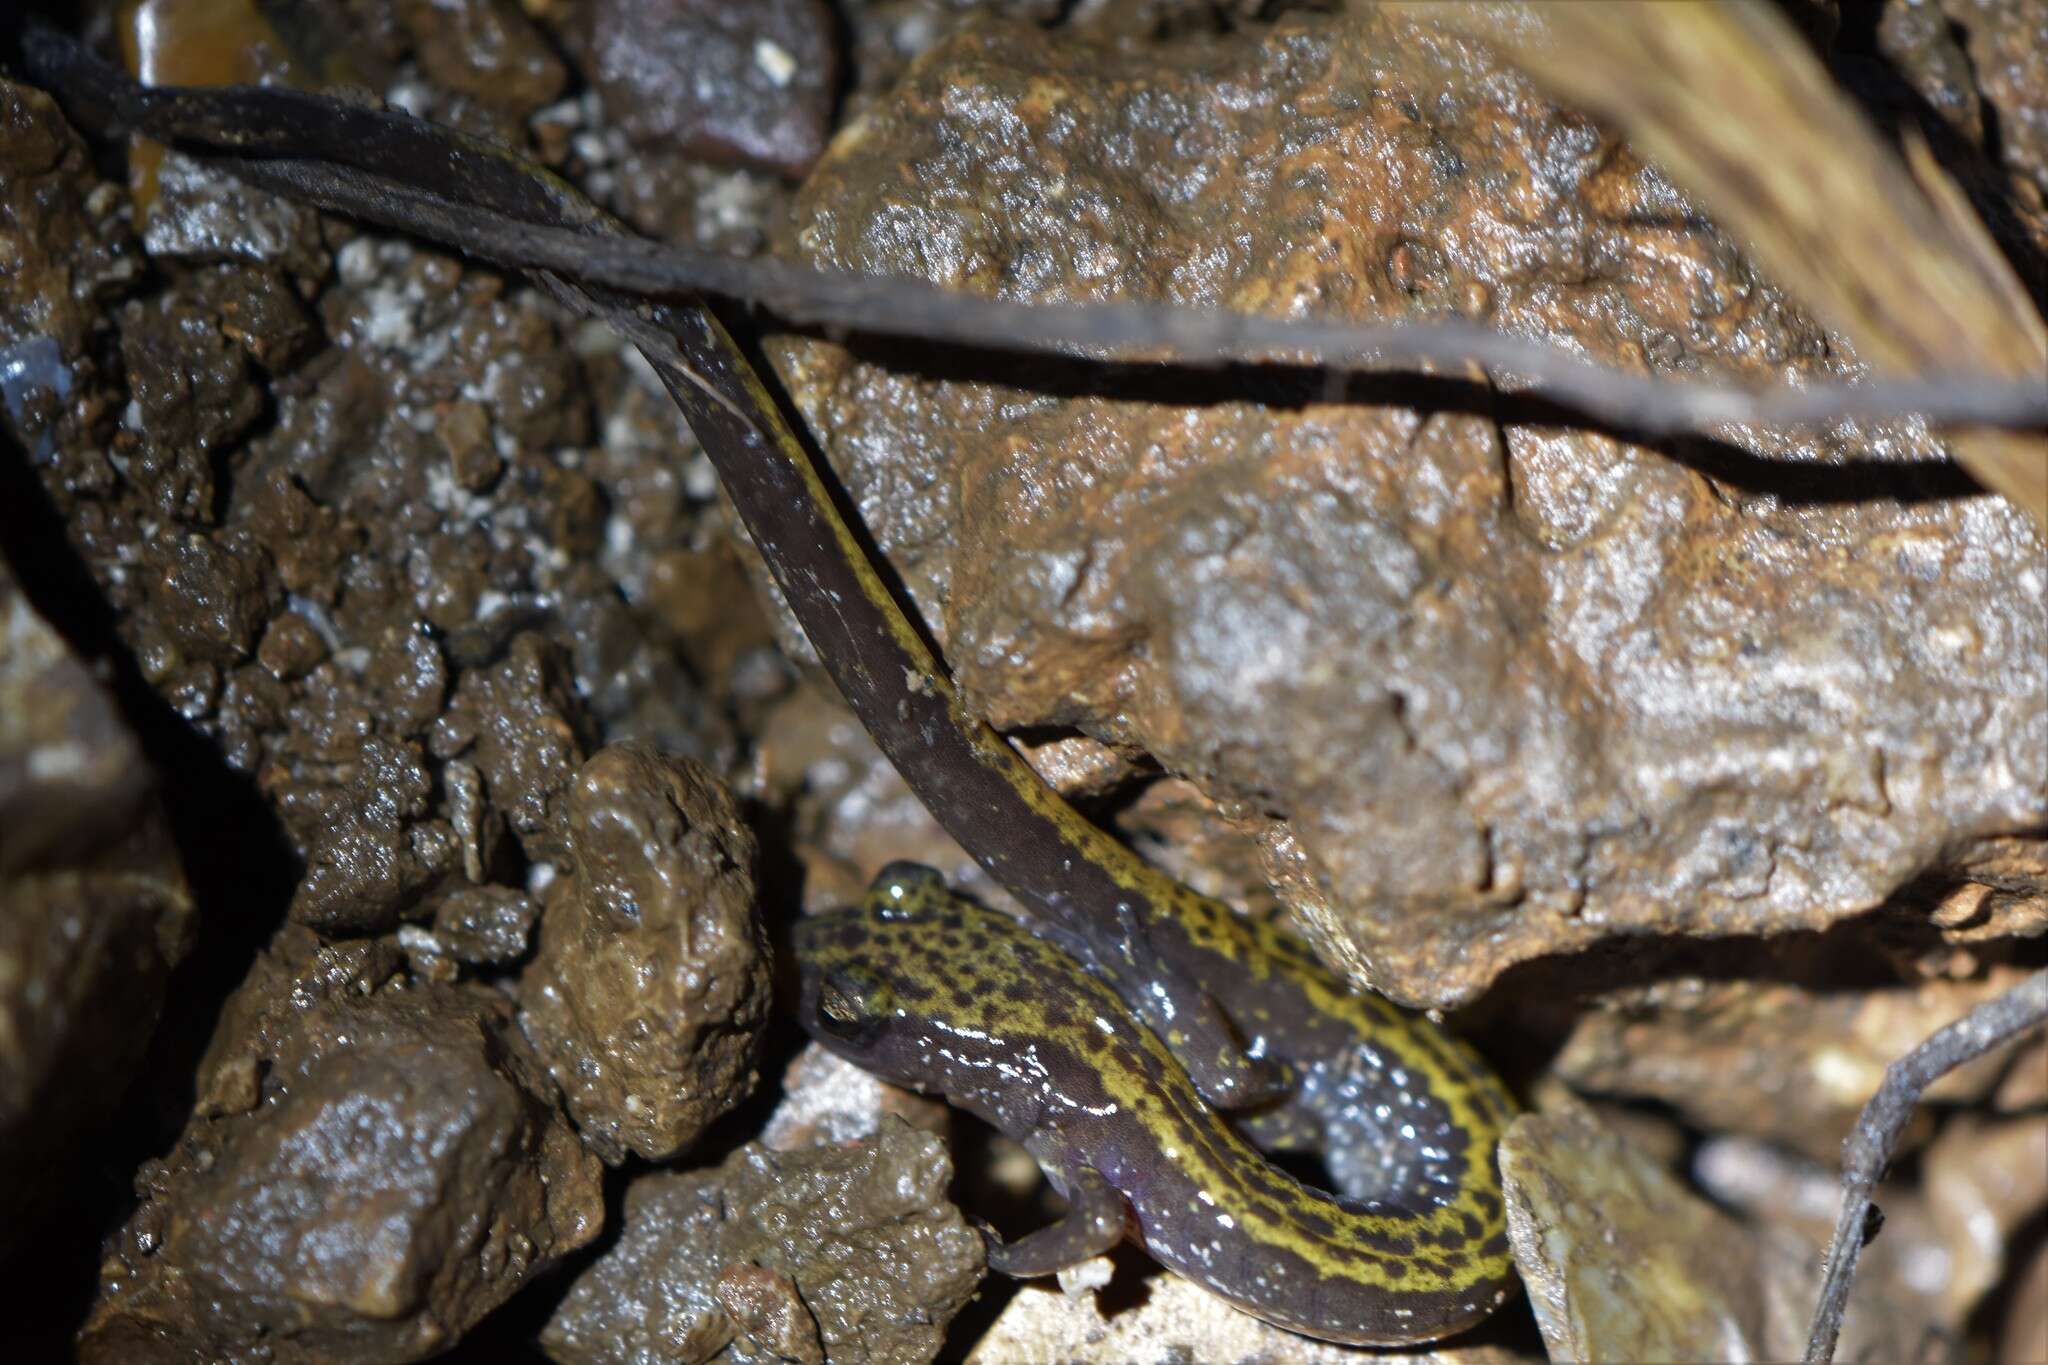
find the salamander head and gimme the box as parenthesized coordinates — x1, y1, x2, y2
(793, 876, 1052, 1090)
(792, 901, 951, 1083)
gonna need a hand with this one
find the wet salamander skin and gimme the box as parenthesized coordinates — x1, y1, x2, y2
(797, 871, 1516, 1346)
(587, 246, 1519, 1342)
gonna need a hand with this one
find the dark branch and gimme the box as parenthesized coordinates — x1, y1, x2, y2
(14, 21, 2048, 441)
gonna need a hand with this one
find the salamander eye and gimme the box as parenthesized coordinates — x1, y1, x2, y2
(869, 860, 944, 918)
(815, 967, 887, 1047)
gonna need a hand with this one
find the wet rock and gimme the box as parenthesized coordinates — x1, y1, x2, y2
(758, 1042, 949, 1152)
(118, 291, 262, 521)
(139, 146, 330, 275)
(752, 681, 997, 913)
(1500, 1094, 1944, 1361)
(0, 556, 195, 1263)
(425, 882, 542, 965)
(770, 12, 2048, 1007)
(1554, 963, 2041, 1161)
(138, 529, 273, 665)
(395, 0, 569, 120)
(1939, 0, 2048, 198)
(542, 1117, 983, 1365)
(284, 732, 460, 931)
(80, 926, 603, 1363)
(184, 260, 321, 371)
(519, 744, 768, 1162)
(970, 1260, 1531, 1364)
(0, 82, 135, 394)
(580, 0, 839, 176)
(432, 632, 593, 865)
(2005, 1238, 2048, 1365)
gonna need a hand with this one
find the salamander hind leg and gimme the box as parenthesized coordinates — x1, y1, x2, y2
(983, 1164, 1129, 1278)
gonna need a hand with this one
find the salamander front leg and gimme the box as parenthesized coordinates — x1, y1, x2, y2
(984, 1165, 1129, 1278)
(1141, 982, 1293, 1111)
(1025, 907, 1291, 1112)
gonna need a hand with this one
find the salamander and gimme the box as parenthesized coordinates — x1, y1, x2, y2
(797, 866, 1516, 1346)
(595, 229, 1522, 1344)
(41, 51, 1523, 1341)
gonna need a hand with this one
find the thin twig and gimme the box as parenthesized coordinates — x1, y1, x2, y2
(1803, 969, 2048, 1364)
(14, 22, 2048, 441)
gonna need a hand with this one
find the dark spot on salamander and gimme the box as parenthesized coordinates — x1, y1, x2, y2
(1292, 1209, 1335, 1239)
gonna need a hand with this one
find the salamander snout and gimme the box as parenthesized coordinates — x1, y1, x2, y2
(792, 910, 899, 1059)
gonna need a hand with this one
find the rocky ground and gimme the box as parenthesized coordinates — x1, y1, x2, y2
(1, 1, 2044, 1361)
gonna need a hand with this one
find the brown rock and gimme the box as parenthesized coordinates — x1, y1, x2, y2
(1923, 1114, 2048, 1321)
(2004, 1238, 2048, 1365)
(1554, 963, 2042, 1161)
(80, 926, 602, 1363)
(0, 556, 194, 1263)
(769, 13, 2048, 1007)
(285, 733, 459, 931)
(139, 146, 329, 276)
(753, 680, 1000, 914)
(139, 529, 274, 665)
(519, 744, 768, 1162)
(427, 882, 541, 965)
(580, 0, 839, 176)
(1940, 0, 2048, 200)
(1500, 1094, 1946, 1361)
(543, 1118, 983, 1365)
(395, 0, 569, 119)
(433, 632, 593, 864)
(758, 1042, 949, 1153)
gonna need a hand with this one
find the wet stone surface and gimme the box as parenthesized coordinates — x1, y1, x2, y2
(0, 551, 195, 1264)
(577, 0, 840, 178)
(518, 743, 770, 1164)
(1500, 1093, 1945, 1362)
(79, 926, 604, 1363)
(543, 1117, 984, 1365)
(770, 10, 2048, 1008)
